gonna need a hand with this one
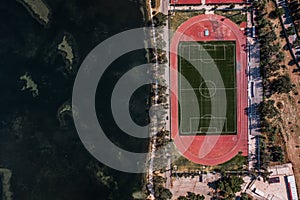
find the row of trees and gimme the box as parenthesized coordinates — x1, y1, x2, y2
(253, 0, 288, 174)
(254, 0, 294, 96)
(147, 10, 173, 200)
(258, 99, 285, 167)
(288, 0, 300, 31)
(178, 192, 205, 200)
(152, 176, 173, 200)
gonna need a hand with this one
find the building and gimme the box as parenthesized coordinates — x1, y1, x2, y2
(286, 175, 299, 200)
(246, 164, 299, 200)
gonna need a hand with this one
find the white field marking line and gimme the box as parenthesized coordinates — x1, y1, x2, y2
(179, 44, 182, 132)
(193, 87, 236, 133)
(179, 44, 238, 133)
(179, 41, 239, 134)
(184, 117, 234, 134)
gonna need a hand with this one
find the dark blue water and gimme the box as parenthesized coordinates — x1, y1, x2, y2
(0, 0, 149, 199)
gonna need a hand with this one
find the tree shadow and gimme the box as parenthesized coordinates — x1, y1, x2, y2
(249, 66, 261, 80)
(207, 180, 218, 190)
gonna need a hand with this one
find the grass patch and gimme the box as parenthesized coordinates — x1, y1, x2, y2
(215, 10, 247, 25)
(214, 152, 248, 171)
(170, 11, 205, 32)
(173, 156, 208, 172)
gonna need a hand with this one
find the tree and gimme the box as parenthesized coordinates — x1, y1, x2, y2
(178, 192, 205, 200)
(286, 26, 295, 36)
(216, 176, 244, 199)
(269, 146, 284, 162)
(154, 185, 173, 200)
(259, 100, 279, 119)
(275, 8, 284, 17)
(269, 10, 278, 19)
(152, 12, 167, 27)
(240, 193, 252, 200)
(271, 75, 293, 94)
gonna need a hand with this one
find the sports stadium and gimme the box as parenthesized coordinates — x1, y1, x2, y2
(170, 14, 248, 166)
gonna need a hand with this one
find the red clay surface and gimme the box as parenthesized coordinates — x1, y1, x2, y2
(205, 0, 245, 4)
(170, 0, 244, 4)
(170, 14, 248, 166)
(170, 0, 202, 5)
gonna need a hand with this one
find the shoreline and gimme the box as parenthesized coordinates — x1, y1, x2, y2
(140, 0, 153, 198)
(143, 0, 171, 199)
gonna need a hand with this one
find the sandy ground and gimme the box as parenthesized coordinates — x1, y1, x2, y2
(264, 1, 300, 195)
(170, 173, 220, 199)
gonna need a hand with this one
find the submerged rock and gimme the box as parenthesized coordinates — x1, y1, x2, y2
(20, 73, 39, 97)
(16, 0, 51, 26)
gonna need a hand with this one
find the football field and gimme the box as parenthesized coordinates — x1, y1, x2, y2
(178, 41, 237, 135)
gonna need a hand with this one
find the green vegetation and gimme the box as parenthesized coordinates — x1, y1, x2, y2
(216, 175, 244, 200)
(240, 193, 253, 200)
(215, 10, 247, 25)
(151, 12, 167, 27)
(178, 41, 236, 135)
(257, 135, 271, 170)
(155, 129, 171, 149)
(288, 0, 300, 30)
(252, 0, 290, 176)
(217, 152, 247, 172)
(269, 8, 284, 19)
(271, 74, 293, 94)
(259, 100, 279, 119)
(254, 0, 292, 96)
(269, 145, 284, 162)
(170, 11, 205, 32)
(178, 192, 205, 200)
(173, 156, 204, 171)
(153, 176, 173, 200)
(286, 26, 295, 36)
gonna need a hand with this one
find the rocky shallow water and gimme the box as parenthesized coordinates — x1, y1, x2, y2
(0, 0, 149, 199)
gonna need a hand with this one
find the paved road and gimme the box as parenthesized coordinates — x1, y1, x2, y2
(246, 5, 262, 172)
(159, 0, 173, 189)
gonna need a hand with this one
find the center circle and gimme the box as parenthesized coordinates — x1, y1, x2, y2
(199, 80, 217, 98)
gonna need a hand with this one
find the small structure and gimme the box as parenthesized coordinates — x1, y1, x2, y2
(204, 29, 210, 36)
(246, 163, 299, 200)
(286, 175, 299, 200)
(268, 177, 280, 184)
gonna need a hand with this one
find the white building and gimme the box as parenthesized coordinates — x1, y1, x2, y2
(286, 175, 299, 200)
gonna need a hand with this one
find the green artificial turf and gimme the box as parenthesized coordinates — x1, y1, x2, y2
(178, 41, 237, 135)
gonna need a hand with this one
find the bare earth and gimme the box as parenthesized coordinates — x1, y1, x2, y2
(264, 1, 300, 195)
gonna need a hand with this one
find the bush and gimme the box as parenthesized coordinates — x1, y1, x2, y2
(271, 75, 293, 94)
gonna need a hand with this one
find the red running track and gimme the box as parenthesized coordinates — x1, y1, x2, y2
(170, 14, 248, 166)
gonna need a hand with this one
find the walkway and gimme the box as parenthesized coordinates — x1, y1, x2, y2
(246, 5, 262, 171)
